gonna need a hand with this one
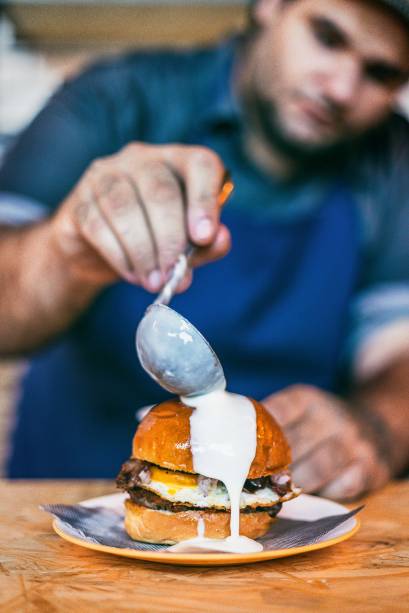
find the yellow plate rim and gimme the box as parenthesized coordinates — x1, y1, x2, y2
(52, 516, 361, 566)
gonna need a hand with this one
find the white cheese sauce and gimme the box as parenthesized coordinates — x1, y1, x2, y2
(167, 387, 263, 554)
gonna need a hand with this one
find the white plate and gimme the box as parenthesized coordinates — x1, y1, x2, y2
(53, 492, 360, 566)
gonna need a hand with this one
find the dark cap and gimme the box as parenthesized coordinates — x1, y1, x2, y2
(376, 0, 409, 24)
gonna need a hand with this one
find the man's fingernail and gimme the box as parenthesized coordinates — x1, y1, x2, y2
(195, 217, 213, 241)
(147, 269, 162, 291)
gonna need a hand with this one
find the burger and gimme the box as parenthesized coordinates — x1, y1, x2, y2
(116, 397, 299, 544)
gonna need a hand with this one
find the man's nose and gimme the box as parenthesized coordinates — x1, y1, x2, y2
(324, 59, 361, 108)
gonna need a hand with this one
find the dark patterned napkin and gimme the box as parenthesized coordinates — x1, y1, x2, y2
(41, 503, 363, 553)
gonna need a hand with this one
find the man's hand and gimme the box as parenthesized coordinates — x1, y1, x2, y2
(0, 143, 232, 356)
(263, 385, 392, 501)
(50, 143, 231, 293)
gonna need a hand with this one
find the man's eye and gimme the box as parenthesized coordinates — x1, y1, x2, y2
(311, 18, 345, 50)
(365, 63, 406, 87)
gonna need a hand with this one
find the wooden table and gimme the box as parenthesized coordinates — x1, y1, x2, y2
(1, 480, 408, 612)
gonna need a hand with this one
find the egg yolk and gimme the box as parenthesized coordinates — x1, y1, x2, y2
(150, 466, 197, 495)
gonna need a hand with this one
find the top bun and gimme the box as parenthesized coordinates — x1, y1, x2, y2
(132, 397, 291, 479)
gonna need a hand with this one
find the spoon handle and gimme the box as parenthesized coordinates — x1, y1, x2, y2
(153, 245, 195, 306)
(153, 172, 234, 307)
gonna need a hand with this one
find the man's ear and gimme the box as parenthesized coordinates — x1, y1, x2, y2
(252, 0, 283, 27)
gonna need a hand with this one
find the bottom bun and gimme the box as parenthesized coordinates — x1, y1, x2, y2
(124, 499, 276, 544)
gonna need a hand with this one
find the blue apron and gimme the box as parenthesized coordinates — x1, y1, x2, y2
(7, 173, 360, 477)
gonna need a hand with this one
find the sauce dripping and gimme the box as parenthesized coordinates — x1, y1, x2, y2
(167, 387, 263, 554)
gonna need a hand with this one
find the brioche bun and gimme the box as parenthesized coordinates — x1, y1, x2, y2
(132, 397, 291, 478)
(124, 499, 276, 545)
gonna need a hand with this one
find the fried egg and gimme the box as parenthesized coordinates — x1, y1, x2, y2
(140, 466, 298, 510)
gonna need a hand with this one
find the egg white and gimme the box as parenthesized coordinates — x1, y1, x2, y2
(142, 479, 284, 510)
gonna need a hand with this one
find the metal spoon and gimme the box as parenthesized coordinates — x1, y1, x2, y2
(135, 174, 233, 397)
(136, 302, 226, 397)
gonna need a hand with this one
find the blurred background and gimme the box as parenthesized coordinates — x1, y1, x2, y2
(0, 0, 249, 156)
(0, 0, 408, 475)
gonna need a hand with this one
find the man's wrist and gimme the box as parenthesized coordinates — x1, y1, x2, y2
(350, 357, 409, 478)
(349, 399, 409, 477)
(350, 403, 394, 471)
(32, 219, 104, 310)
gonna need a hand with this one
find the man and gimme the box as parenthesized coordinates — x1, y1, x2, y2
(0, 0, 408, 500)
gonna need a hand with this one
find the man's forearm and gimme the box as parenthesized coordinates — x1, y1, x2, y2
(0, 221, 101, 356)
(351, 355, 409, 476)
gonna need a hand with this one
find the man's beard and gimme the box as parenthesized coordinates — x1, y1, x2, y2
(249, 91, 361, 174)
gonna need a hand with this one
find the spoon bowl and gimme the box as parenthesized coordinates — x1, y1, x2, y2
(136, 303, 226, 397)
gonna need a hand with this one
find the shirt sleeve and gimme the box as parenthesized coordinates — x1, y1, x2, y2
(344, 284, 409, 382)
(0, 54, 145, 216)
(342, 114, 409, 382)
(0, 192, 49, 225)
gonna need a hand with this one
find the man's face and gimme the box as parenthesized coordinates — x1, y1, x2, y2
(247, 0, 409, 155)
